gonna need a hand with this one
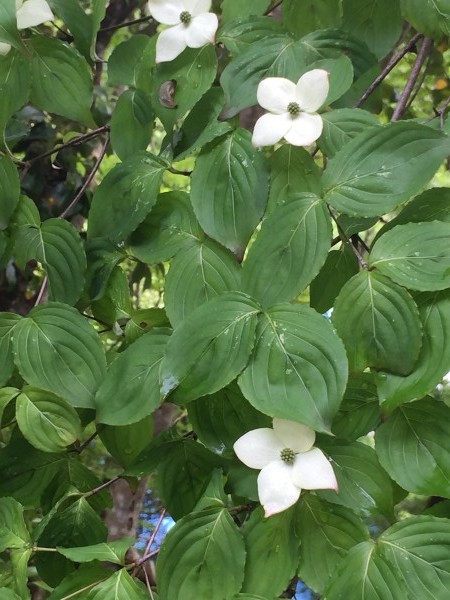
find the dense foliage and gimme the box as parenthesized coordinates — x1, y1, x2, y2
(1, 0, 450, 598)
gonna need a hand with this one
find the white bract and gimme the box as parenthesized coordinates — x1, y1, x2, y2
(0, 0, 54, 56)
(252, 69, 329, 148)
(233, 418, 338, 517)
(148, 0, 218, 63)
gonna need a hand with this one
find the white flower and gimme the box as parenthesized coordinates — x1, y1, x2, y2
(252, 69, 329, 148)
(233, 418, 338, 517)
(0, 0, 54, 56)
(148, 0, 218, 63)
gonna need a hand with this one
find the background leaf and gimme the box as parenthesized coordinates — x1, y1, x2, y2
(110, 89, 153, 161)
(0, 497, 30, 552)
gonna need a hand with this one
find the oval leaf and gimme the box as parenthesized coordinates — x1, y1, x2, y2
(369, 221, 450, 291)
(12, 303, 107, 409)
(160, 292, 260, 402)
(323, 122, 450, 217)
(238, 304, 348, 433)
(190, 129, 268, 258)
(242, 194, 332, 307)
(16, 387, 82, 453)
(110, 89, 153, 161)
(0, 155, 19, 230)
(332, 271, 422, 374)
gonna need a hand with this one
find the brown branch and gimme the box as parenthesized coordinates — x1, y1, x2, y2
(391, 37, 434, 122)
(83, 476, 121, 498)
(33, 275, 48, 307)
(99, 15, 153, 33)
(328, 207, 368, 269)
(355, 33, 423, 108)
(59, 133, 110, 218)
(264, 0, 283, 15)
(133, 509, 167, 576)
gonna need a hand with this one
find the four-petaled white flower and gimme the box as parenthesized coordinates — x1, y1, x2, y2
(233, 418, 338, 517)
(148, 0, 218, 63)
(252, 69, 330, 148)
(0, 0, 54, 56)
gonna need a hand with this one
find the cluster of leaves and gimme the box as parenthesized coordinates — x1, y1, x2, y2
(1, 0, 450, 598)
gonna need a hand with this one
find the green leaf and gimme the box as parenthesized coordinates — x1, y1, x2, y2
(400, 0, 450, 39)
(110, 89, 153, 161)
(0, 439, 66, 507)
(157, 508, 246, 600)
(191, 129, 268, 258)
(151, 45, 217, 132)
(194, 469, 227, 512)
(376, 398, 450, 497)
(99, 416, 153, 468)
(342, 0, 402, 58)
(160, 292, 260, 402)
(88, 152, 166, 243)
(124, 308, 170, 343)
(90, 265, 132, 325)
(332, 374, 380, 441)
(376, 290, 450, 410)
(310, 246, 359, 314)
(221, 0, 270, 22)
(0, 51, 31, 115)
(241, 507, 298, 597)
(12, 303, 107, 409)
(47, 0, 92, 60)
(13, 219, 86, 305)
(0, 155, 20, 230)
(282, 0, 342, 36)
(188, 382, 270, 455)
(375, 187, 450, 240)
(325, 516, 450, 599)
(36, 498, 107, 586)
(323, 122, 450, 216)
(15, 387, 82, 453)
(0, 498, 30, 552)
(30, 37, 94, 126)
(129, 191, 201, 264)
(0, 387, 19, 425)
(218, 16, 285, 56)
(0, 590, 21, 600)
(297, 494, 370, 594)
(85, 238, 123, 302)
(164, 238, 241, 327)
(319, 109, 380, 158)
(95, 328, 171, 425)
(0, 312, 21, 386)
(88, 569, 149, 599)
(156, 438, 222, 519)
(0, 0, 22, 51)
(332, 271, 422, 374)
(174, 87, 232, 160)
(369, 221, 450, 291)
(108, 35, 153, 89)
(238, 304, 348, 433)
(267, 145, 322, 212)
(242, 194, 332, 307)
(47, 564, 111, 600)
(57, 538, 134, 565)
(318, 440, 394, 518)
(10, 547, 31, 599)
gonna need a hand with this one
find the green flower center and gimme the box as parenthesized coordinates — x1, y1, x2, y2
(280, 448, 296, 464)
(180, 10, 192, 25)
(287, 101, 301, 117)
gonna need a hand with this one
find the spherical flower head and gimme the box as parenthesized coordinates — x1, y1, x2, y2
(0, 0, 54, 56)
(148, 0, 219, 63)
(252, 69, 330, 148)
(233, 417, 338, 517)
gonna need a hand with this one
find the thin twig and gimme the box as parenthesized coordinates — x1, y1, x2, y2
(328, 207, 368, 269)
(391, 37, 434, 121)
(133, 509, 167, 576)
(34, 275, 48, 307)
(60, 578, 109, 600)
(59, 133, 110, 218)
(168, 167, 192, 177)
(75, 429, 101, 454)
(355, 33, 423, 108)
(264, 0, 283, 15)
(83, 475, 120, 498)
(99, 15, 153, 33)
(404, 51, 433, 113)
(143, 568, 155, 600)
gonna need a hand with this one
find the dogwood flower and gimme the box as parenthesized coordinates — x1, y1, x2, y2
(0, 0, 54, 56)
(148, 0, 218, 63)
(252, 69, 329, 148)
(233, 418, 338, 517)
